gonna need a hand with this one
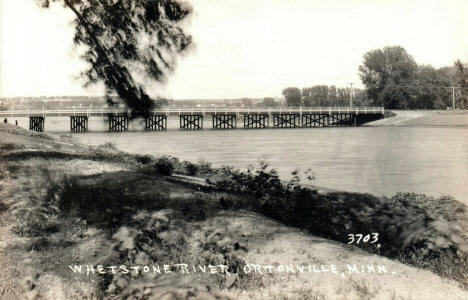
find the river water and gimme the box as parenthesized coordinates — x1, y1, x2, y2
(9, 116, 468, 203)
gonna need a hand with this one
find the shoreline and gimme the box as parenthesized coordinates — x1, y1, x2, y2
(1, 123, 468, 299)
(366, 109, 468, 126)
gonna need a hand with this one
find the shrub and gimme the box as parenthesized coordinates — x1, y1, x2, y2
(183, 161, 199, 176)
(135, 154, 153, 165)
(208, 163, 468, 286)
(152, 157, 175, 176)
(197, 159, 215, 175)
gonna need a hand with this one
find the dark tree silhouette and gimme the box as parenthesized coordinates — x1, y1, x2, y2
(36, 0, 192, 116)
(454, 60, 467, 109)
(359, 46, 417, 108)
(282, 87, 302, 107)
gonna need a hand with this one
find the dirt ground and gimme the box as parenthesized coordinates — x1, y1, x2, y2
(1, 123, 467, 299)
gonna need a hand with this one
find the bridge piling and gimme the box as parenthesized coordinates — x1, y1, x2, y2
(243, 114, 269, 128)
(29, 116, 45, 132)
(108, 115, 129, 132)
(145, 115, 167, 131)
(70, 116, 88, 132)
(180, 114, 203, 130)
(272, 114, 300, 128)
(213, 114, 236, 129)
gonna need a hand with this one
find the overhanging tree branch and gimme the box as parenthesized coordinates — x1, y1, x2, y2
(39, 0, 193, 116)
(63, 0, 114, 72)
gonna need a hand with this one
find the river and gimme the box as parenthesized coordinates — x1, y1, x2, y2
(8, 116, 468, 203)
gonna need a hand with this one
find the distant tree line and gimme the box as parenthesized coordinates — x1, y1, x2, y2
(282, 46, 467, 109)
(281, 86, 371, 107)
(359, 46, 467, 109)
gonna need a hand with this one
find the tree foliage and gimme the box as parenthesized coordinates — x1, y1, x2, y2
(256, 97, 279, 107)
(359, 46, 418, 108)
(37, 0, 192, 116)
(454, 60, 468, 109)
(359, 46, 467, 109)
(281, 85, 370, 107)
(281, 87, 302, 106)
(301, 85, 329, 106)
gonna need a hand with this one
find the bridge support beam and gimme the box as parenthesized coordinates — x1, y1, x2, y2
(145, 115, 167, 131)
(180, 114, 203, 130)
(29, 116, 45, 132)
(108, 115, 129, 132)
(70, 116, 88, 132)
(212, 114, 237, 129)
(272, 114, 300, 128)
(243, 114, 269, 128)
(302, 114, 328, 127)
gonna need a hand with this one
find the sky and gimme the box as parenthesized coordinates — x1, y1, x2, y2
(1, 0, 467, 99)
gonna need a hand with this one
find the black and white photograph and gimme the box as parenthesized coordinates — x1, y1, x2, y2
(0, 0, 467, 299)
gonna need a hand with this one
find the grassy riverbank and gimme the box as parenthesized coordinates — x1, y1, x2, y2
(1, 123, 468, 299)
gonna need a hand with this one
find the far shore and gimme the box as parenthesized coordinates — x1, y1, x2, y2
(366, 109, 468, 126)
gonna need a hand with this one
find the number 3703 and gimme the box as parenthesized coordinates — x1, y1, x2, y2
(347, 233, 379, 244)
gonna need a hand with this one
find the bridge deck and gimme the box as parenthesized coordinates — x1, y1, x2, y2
(0, 107, 384, 117)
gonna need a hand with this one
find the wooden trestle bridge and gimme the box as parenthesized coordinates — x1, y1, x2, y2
(0, 107, 385, 132)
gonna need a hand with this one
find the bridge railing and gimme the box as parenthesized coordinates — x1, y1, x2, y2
(0, 106, 384, 117)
